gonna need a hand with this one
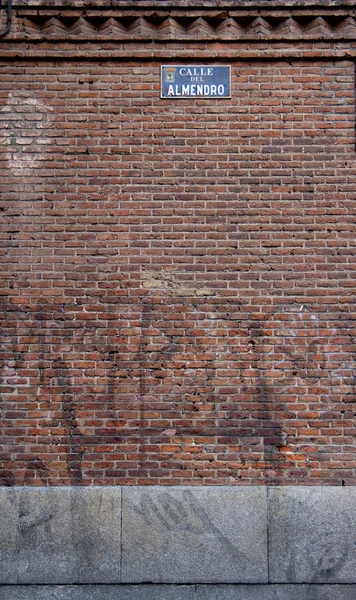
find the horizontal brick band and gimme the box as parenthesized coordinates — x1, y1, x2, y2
(8, 14, 356, 42)
(2, 5, 356, 58)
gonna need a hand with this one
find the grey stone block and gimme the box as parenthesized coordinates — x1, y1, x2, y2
(0, 585, 195, 600)
(269, 487, 356, 583)
(0, 487, 121, 584)
(196, 584, 356, 600)
(121, 487, 268, 583)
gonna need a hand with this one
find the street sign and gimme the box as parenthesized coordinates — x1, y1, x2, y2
(161, 65, 231, 99)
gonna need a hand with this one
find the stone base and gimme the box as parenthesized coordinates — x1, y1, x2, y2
(1, 487, 355, 588)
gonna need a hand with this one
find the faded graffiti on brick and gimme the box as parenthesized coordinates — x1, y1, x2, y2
(0, 297, 355, 485)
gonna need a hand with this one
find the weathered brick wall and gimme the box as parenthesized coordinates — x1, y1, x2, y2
(1, 1, 356, 486)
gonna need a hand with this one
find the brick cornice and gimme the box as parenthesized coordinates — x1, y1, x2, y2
(1, 2, 356, 57)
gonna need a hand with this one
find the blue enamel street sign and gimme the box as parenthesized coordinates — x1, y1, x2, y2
(161, 65, 231, 99)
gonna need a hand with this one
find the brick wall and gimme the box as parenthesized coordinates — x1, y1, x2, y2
(1, 1, 356, 486)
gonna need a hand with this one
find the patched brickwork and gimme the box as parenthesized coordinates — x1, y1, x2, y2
(1, 1, 356, 486)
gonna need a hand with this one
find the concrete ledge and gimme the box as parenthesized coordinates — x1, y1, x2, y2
(1, 486, 356, 585)
(197, 585, 356, 599)
(1, 585, 356, 600)
(0, 585, 194, 600)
